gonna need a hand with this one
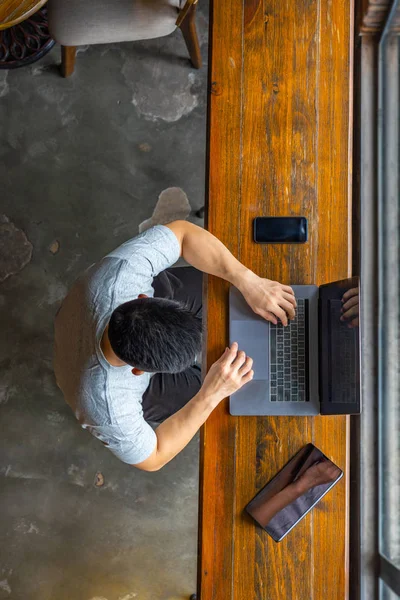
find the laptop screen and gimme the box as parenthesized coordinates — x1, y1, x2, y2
(319, 277, 361, 414)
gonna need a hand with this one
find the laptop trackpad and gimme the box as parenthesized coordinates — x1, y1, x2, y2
(230, 320, 269, 381)
(230, 380, 270, 415)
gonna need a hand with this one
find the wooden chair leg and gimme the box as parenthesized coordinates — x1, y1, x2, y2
(178, 3, 202, 69)
(61, 46, 76, 77)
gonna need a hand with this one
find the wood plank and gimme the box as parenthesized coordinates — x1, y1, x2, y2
(199, 0, 353, 597)
(313, 0, 354, 596)
(234, 1, 318, 597)
(197, 0, 244, 597)
(313, 415, 350, 598)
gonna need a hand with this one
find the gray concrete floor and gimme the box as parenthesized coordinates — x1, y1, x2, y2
(0, 6, 208, 599)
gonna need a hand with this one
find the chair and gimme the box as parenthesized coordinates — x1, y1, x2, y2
(47, 0, 201, 77)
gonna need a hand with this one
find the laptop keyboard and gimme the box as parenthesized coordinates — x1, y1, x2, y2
(269, 299, 309, 402)
(329, 300, 358, 403)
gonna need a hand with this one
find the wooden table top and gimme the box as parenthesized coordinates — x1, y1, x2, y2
(0, 0, 47, 30)
(198, 1, 353, 599)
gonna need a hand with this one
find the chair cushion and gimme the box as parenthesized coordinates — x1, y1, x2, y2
(48, 0, 182, 46)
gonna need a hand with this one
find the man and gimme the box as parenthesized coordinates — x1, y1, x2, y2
(54, 221, 296, 471)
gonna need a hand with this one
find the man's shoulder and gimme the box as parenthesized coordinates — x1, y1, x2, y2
(81, 364, 149, 412)
(75, 369, 150, 446)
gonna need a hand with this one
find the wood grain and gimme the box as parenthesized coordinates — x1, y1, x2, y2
(0, 0, 47, 29)
(61, 45, 76, 78)
(197, 0, 244, 595)
(199, 0, 354, 598)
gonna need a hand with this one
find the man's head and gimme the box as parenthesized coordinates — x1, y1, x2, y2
(108, 297, 202, 373)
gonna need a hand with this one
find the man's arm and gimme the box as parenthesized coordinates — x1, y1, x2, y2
(133, 343, 253, 471)
(165, 220, 296, 325)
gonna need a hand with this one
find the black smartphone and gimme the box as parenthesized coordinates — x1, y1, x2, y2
(245, 444, 343, 542)
(253, 216, 308, 243)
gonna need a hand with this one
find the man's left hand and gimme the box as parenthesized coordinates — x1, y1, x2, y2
(341, 287, 359, 327)
(239, 272, 297, 326)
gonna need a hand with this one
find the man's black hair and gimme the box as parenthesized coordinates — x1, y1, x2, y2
(108, 297, 202, 373)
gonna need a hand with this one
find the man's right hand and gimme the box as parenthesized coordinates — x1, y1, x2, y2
(200, 342, 254, 407)
(134, 342, 253, 472)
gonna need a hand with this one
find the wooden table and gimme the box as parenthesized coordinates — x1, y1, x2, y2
(0, 0, 47, 29)
(0, 0, 54, 68)
(198, 1, 353, 598)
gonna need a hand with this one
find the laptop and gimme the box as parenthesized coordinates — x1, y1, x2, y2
(229, 277, 361, 416)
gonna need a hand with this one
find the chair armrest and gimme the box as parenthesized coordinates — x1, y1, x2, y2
(176, 0, 198, 27)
